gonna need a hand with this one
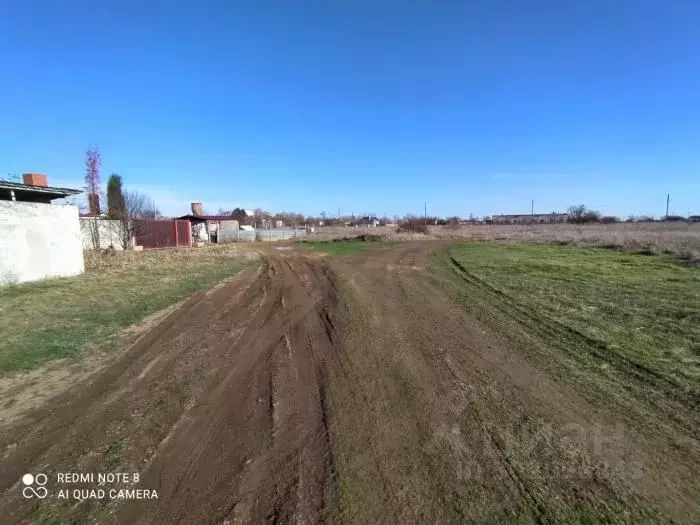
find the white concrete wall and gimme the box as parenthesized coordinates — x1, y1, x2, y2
(0, 201, 84, 285)
(80, 218, 132, 250)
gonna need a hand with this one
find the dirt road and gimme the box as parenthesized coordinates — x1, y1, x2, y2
(1, 243, 698, 523)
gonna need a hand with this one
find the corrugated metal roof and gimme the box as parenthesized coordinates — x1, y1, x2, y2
(176, 214, 236, 221)
(0, 179, 82, 198)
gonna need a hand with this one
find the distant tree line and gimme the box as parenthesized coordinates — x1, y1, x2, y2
(217, 208, 308, 226)
(213, 203, 699, 228)
(569, 205, 698, 224)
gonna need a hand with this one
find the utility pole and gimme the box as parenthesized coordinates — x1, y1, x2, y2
(666, 193, 670, 219)
(531, 199, 534, 215)
(424, 202, 427, 227)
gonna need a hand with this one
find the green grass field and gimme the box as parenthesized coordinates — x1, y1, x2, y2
(0, 248, 252, 373)
(297, 237, 393, 257)
(433, 242, 700, 411)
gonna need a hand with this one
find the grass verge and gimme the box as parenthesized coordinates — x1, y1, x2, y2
(297, 235, 392, 257)
(432, 242, 700, 412)
(428, 242, 700, 521)
(0, 246, 253, 373)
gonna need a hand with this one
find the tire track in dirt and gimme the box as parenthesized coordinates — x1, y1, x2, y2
(448, 256, 683, 393)
(330, 242, 699, 523)
(1, 243, 698, 524)
(345, 244, 549, 521)
(0, 256, 343, 525)
(442, 254, 700, 464)
(436, 345, 547, 523)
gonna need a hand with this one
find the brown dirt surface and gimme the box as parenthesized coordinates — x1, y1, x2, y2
(0, 243, 698, 524)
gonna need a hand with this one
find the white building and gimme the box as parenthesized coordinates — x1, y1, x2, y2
(0, 174, 84, 285)
(491, 213, 570, 224)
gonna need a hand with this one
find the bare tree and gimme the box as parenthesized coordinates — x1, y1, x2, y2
(568, 204, 601, 224)
(83, 146, 103, 250)
(83, 218, 102, 250)
(111, 189, 158, 250)
(80, 189, 107, 250)
(85, 146, 102, 215)
(568, 204, 586, 222)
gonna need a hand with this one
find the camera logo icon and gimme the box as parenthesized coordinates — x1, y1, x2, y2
(22, 473, 48, 499)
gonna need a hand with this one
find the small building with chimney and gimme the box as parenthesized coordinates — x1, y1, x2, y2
(176, 202, 238, 243)
(0, 173, 84, 284)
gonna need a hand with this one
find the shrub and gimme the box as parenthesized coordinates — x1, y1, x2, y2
(568, 204, 601, 224)
(582, 211, 601, 223)
(397, 218, 428, 234)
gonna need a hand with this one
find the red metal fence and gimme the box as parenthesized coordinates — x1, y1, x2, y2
(134, 220, 192, 249)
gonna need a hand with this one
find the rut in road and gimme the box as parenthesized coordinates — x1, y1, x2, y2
(327, 242, 700, 523)
(0, 255, 343, 525)
(1, 244, 698, 524)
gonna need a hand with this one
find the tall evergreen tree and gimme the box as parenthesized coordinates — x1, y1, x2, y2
(107, 173, 125, 218)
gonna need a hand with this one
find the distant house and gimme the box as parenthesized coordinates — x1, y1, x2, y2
(358, 216, 380, 227)
(1, 174, 83, 284)
(491, 213, 569, 225)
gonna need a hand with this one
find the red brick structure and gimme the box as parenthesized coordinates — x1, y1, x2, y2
(22, 173, 48, 187)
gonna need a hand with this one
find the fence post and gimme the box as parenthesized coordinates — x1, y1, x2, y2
(173, 220, 179, 247)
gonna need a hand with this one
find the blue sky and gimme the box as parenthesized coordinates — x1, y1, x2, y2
(1, 1, 698, 218)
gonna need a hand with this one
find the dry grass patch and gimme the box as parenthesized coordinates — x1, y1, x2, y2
(83, 243, 257, 270)
(312, 223, 700, 262)
(0, 245, 257, 373)
(430, 222, 700, 262)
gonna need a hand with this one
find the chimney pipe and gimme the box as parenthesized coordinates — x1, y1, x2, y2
(23, 173, 48, 187)
(191, 202, 203, 216)
(88, 193, 101, 216)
